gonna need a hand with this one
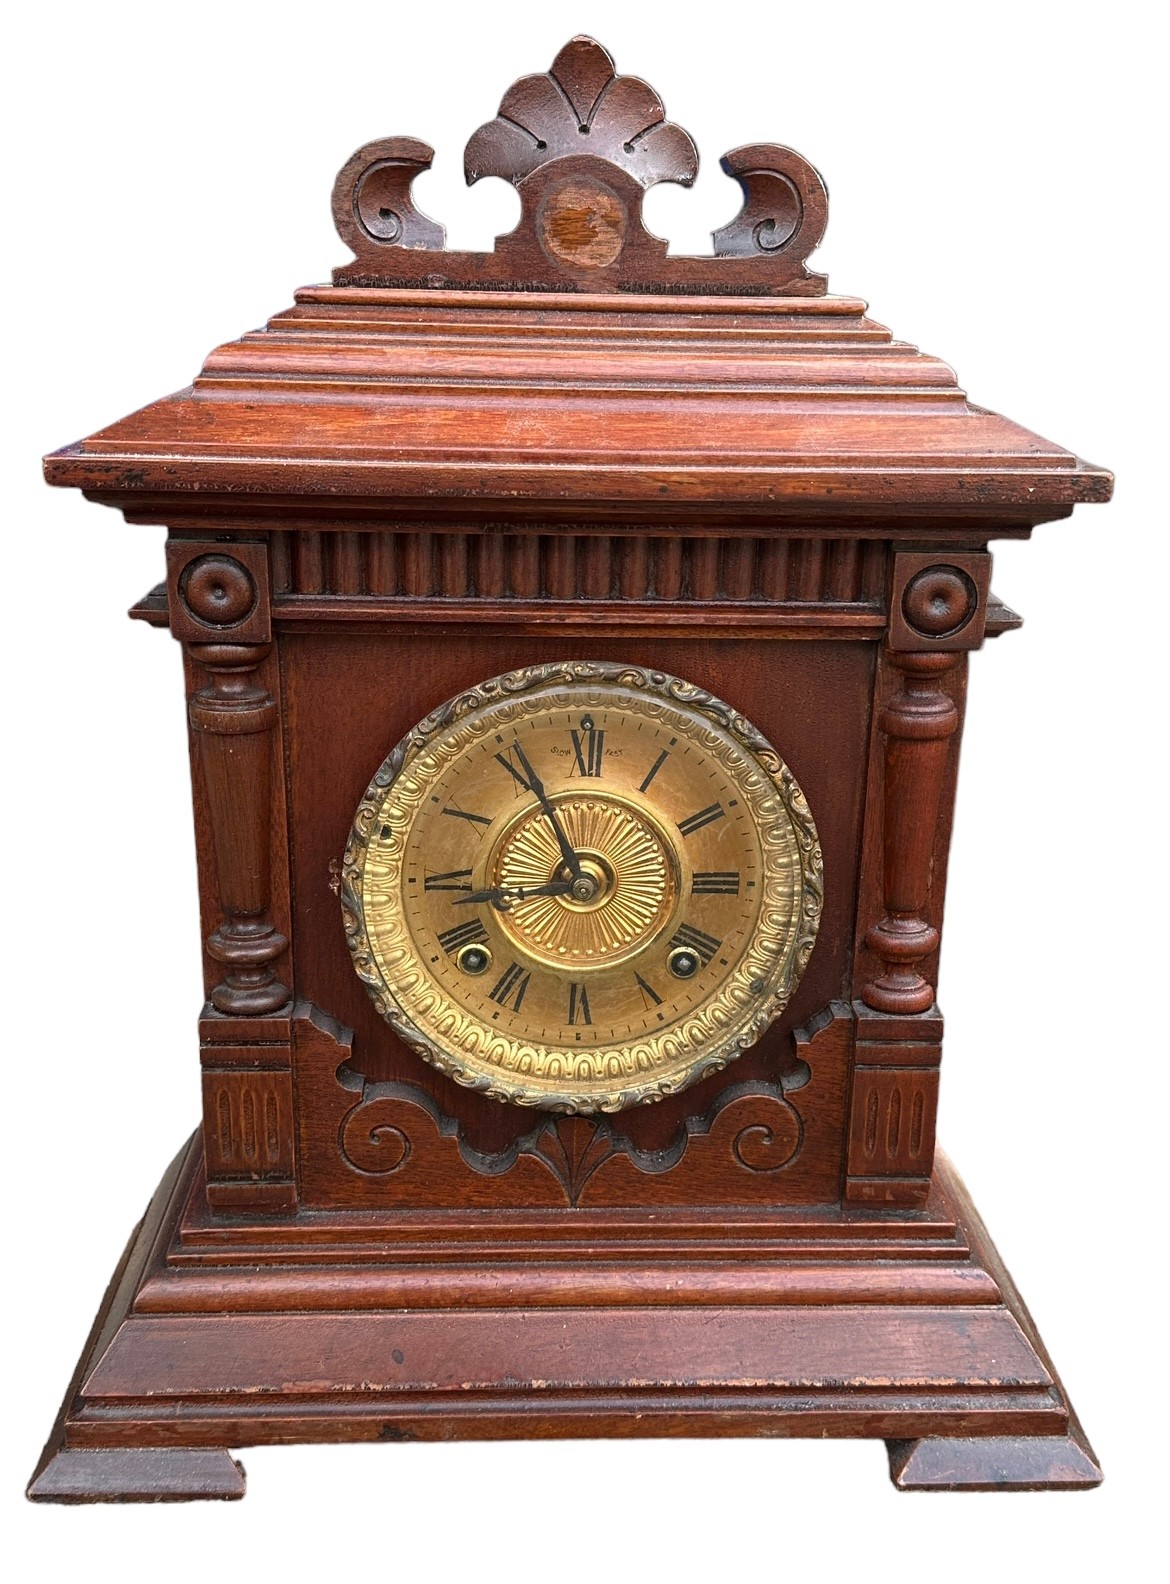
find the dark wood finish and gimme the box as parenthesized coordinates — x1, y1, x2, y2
(295, 1001, 848, 1209)
(30, 1135, 1095, 1499)
(330, 38, 828, 296)
(187, 643, 289, 1016)
(33, 34, 1111, 1499)
(862, 651, 962, 1014)
(28, 1450, 246, 1505)
(887, 1435, 1101, 1492)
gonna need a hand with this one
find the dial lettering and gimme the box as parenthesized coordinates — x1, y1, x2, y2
(495, 743, 539, 795)
(424, 868, 474, 892)
(669, 924, 722, 964)
(692, 871, 740, 895)
(442, 802, 492, 834)
(349, 670, 820, 1112)
(639, 747, 671, 793)
(678, 803, 725, 837)
(634, 971, 664, 1008)
(437, 919, 489, 954)
(567, 983, 593, 1025)
(569, 720, 605, 778)
(488, 962, 531, 1012)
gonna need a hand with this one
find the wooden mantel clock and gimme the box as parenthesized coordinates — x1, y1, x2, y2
(29, 37, 1112, 1502)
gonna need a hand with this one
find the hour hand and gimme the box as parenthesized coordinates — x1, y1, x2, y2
(455, 877, 576, 910)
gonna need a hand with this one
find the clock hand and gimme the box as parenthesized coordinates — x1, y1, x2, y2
(510, 742, 583, 880)
(454, 877, 576, 910)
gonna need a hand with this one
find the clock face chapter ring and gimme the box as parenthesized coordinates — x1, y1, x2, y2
(341, 662, 824, 1114)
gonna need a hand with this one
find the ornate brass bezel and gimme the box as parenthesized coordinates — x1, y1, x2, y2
(341, 662, 823, 1113)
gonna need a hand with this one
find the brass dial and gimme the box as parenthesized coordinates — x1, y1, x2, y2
(343, 663, 822, 1113)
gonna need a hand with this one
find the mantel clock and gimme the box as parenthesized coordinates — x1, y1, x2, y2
(29, 38, 1112, 1501)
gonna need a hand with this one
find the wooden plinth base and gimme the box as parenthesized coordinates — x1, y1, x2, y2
(29, 1134, 1100, 1501)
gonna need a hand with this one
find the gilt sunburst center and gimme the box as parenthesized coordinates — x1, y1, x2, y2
(494, 797, 674, 966)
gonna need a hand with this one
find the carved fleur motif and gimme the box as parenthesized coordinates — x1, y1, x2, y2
(464, 35, 698, 191)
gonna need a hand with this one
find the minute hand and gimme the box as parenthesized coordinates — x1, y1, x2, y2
(510, 743, 582, 880)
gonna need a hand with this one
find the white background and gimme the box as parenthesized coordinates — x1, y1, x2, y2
(3, 0, 1164, 1576)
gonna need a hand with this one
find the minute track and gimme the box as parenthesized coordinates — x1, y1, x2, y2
(346, 663, 822, 1112)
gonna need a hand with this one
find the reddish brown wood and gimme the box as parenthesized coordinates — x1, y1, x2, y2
(366, 530, 396, 595)
(187, 643, 289, 1016)
(862, 651, 961, 1014)
(475, 532, 505, 598)
(545, 532, 576, 598)
(887, 1434, 1102, 1492)
(29, 1136, 1094, 1498)
(33, 35, 1112, 1500)
(329, 39, 827, 296)
(293, 1001, 851, 1209)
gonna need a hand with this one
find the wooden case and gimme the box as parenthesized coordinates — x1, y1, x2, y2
(30, 37, 1110, 1501)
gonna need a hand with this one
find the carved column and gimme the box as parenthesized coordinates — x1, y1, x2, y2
(848, 553, 992, 1206)
(861, 650, 960, 1013)
(166, 539, 296, 1213)
(188, 641, 289, 1013)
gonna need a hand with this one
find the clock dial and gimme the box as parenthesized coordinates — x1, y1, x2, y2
(343, 663, 822, 1112)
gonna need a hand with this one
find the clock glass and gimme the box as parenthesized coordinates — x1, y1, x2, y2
(343, 663, 822, 1111)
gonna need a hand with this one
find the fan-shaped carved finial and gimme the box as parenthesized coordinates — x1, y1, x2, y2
(464, 36, 698, 192)
(330, 38, 829, 296)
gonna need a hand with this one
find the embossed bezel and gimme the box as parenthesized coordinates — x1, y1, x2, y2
(341, 662, 823, 1113)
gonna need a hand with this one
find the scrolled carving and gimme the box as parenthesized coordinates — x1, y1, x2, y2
(331, 37, 829, 295)
(732, 1113, 802, 1173)
(712, 144, 829, 283)
(340, 1110, 411, 1176)
(334, 1065, 807, 1207)
(331, 136, 445, 261)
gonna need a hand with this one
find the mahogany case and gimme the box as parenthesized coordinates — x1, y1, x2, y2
(29, 37, 1111, 1501)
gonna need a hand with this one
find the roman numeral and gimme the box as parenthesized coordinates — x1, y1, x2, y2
(437, 919, 489, 954)
(495, 743, 538, 795)
(488, 962, 531, 1011)
(678, 803, 725, 837)
(639, 749, 670, 793)
(570, 726, 605, 777)
(424, 868, 474, 892)
(692, 871, 740, 895)
(669, 925, 722, 964)
(442, 802, 492, 835)
(567, 983, 592, 1025)
(634, 972, 664, 1009)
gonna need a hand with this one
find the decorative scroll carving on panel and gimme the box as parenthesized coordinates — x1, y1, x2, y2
(335, 1067, 807, 1207)
(268, 531, 888, 607)
(293, 1000, 852, 1211)
(331, 37, 828, 295)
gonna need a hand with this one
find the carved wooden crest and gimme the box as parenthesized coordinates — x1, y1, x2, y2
(332, 36, 828, 295)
